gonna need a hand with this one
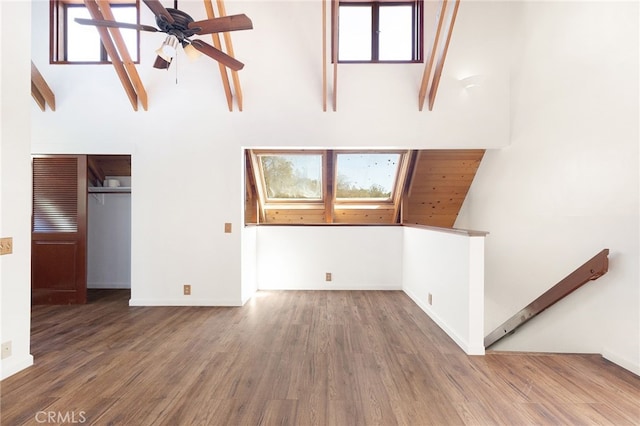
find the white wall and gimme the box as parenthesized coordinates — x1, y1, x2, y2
(402, 226, 485, 355)
(241, 224, 258, 303)
(27, 0, 512, 310)
(456, 1, 639, 374)
(1, 0, 34, 379)
(256, 226, 403, 290)
(87, 188, 131, 289)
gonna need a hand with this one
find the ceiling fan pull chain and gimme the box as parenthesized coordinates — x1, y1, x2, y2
(175, 53, 179, 85)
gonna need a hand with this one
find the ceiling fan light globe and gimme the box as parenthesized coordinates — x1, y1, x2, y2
(156, 35, 179, 60)
(155, 46, 173, 62)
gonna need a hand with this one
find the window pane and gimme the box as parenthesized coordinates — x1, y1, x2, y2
(66, 7, 102, 61)
(379, 5, 413, 61)
(65, 5, 138, 62)
(336, 153, 401, 200)
(338, 6, 372, 61)
(260, 155, 323, 200)
(112, 7, 139, 62)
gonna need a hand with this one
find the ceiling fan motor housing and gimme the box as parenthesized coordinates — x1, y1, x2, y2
(156, 8, 200, 41)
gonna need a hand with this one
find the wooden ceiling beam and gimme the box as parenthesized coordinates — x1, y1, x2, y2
(428, 0, 459, 111)
(322, 0, 327, 111)
(31, 61, 56, 111)
(418, 0, 459, 111)
(216, 0, 244, 111)
(419, 0, 445, 111)
(31, 82, 46, 111)
(203, 0, 233, 111)
(96, 0, 148, 111)
(84, 0, 138, 111)
(331, 0, 338, 111)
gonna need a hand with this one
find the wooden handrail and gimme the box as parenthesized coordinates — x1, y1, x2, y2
(484, 249, 610, 348)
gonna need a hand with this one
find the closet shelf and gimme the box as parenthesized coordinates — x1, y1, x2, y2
(88, 187, 131, 194)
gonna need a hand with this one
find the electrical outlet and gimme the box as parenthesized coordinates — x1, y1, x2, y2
(428, 293, 433, 305)
(325, 272, 332, 282)
(183, 285, 191, 295)
(0, 237, 13, 255)
(1, 341, 12, 359)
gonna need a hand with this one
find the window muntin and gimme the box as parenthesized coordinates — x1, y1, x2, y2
(335, 1, 422, 63)
(335, 152, 402, 201)
(258, 154, 323, 201)
(51, 0, 140, 64)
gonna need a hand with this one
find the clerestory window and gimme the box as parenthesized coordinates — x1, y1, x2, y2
(334, 0, 423, 63)
(50, 0, 140, 64)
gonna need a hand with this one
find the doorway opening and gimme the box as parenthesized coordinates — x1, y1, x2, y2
(87, 155, 132, 298)
(31, 154, 131, 305)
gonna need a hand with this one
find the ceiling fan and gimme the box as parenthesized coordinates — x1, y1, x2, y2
(75, 0, 253, 71)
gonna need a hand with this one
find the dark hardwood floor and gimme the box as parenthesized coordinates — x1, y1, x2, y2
(1, 290, 639, 425)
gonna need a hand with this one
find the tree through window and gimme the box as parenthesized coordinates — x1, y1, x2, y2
(258, 154, 323, 201)
(335, 152, 401, 200)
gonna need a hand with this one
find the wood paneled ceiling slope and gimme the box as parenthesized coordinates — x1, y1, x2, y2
(245, 149, 484, 227)
(34, 0, 459, 112)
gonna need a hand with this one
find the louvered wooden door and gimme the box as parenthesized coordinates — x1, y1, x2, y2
(32, 155, 87, 304)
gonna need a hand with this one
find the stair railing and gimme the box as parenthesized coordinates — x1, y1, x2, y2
(484, 249, 609, 348)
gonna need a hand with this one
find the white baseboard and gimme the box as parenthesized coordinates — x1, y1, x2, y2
(128, 298, 243, 307)
(403, 287, 483, 355)
(257, 284, 402, 291)
(1, 353, 34, 380)
(87, 282, 131, 289)
(602, 348, 640, 376)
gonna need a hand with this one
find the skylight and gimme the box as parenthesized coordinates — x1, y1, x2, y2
(258, 153, 323, 201)
(247, 149, 412, 224)
(335, 152, 401, 200)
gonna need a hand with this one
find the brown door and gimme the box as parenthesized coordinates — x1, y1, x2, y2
(32, 155, 87, 304)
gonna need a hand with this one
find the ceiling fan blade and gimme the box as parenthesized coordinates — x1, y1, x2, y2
(188, 14, 253, 35)
(190, 39, 244, 71)
(143, 0, 174, 24)
(74, 18, 158, 32)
